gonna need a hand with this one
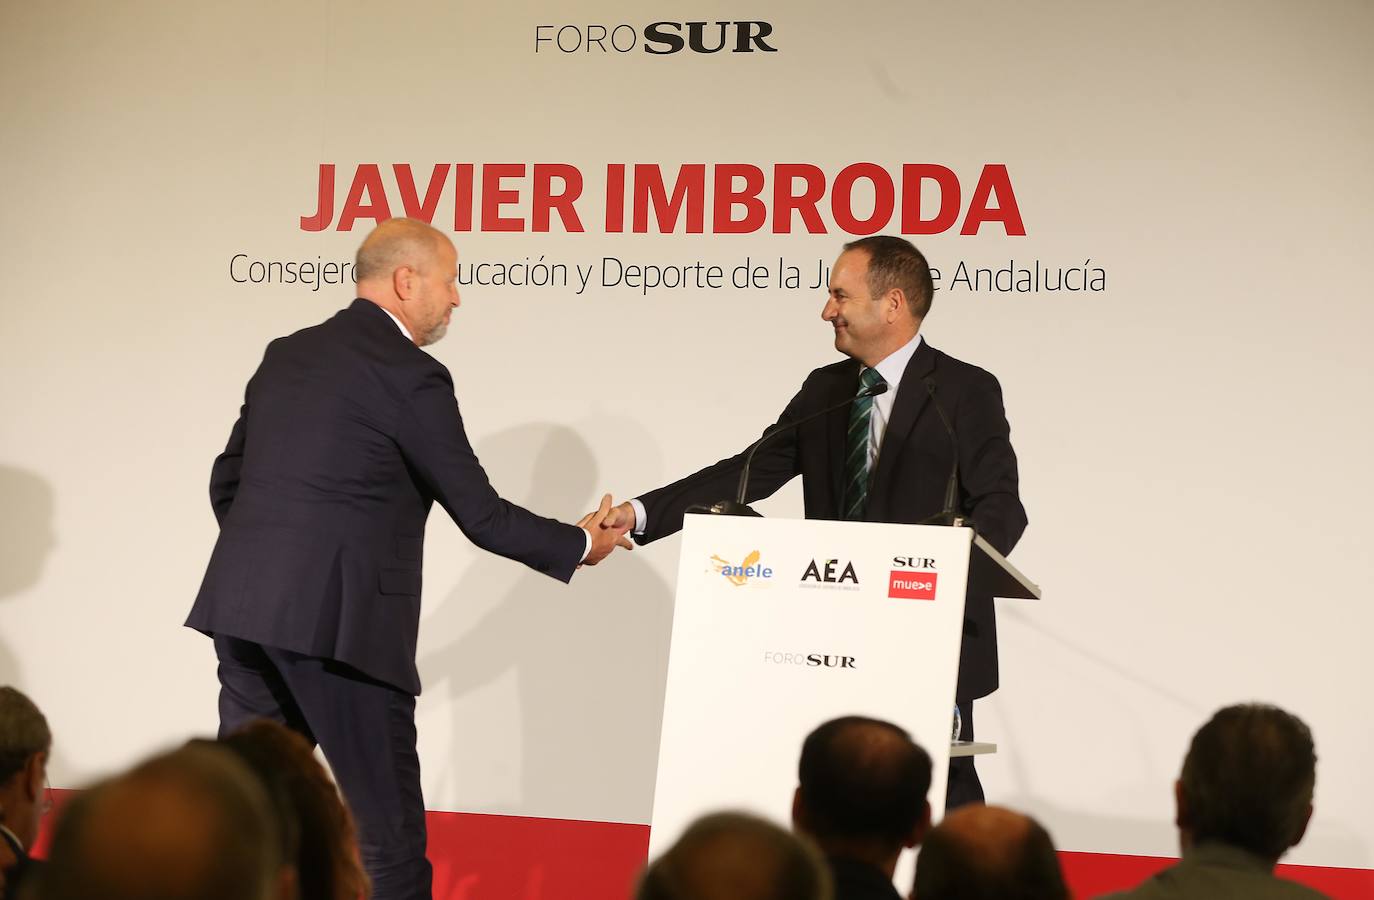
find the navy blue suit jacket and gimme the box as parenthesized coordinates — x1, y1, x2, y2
(636, 340, 1026, 699)
(187, 299, 584, 694)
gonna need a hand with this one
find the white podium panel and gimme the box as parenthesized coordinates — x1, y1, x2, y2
(647, 514, 971, 861)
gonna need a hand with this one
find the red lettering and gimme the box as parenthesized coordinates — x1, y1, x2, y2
(961, 164, 1025, 236)
(453, 164, 474, 232)
(337, 164, 392, 231)
(831, 163, 894, 235)
(605, 164, 626, 233)
(772, 164, 827, 234)
(481, 163, 526, 232)
(712, 164, 767, 234)
(300, 164, 335, 232)
(632, 164, 705, 233)
(901, 164, 961, 235)
(532, 164, 585, 233)
(393, 164, 450, 224)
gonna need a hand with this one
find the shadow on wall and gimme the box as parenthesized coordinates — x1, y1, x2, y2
(417, 423, 674, 825)
(991, 604, 1371, 868)
(0, 463, 57, 685)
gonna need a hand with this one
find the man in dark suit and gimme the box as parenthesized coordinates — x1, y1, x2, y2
(792, 716, 932, 900)
(1101, 704, 1330, 900)
(602, 235, 1027, 807)
(187, 218, 628, 900)
(0, 686, 50, 900)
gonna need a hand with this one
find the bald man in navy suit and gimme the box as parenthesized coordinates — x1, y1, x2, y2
(188, 218, 628, 900)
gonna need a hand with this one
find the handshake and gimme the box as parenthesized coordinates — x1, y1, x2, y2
(577, 494, 639, 566)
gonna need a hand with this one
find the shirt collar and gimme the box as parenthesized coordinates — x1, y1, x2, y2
(868, 332, 923, 388)
(377, 306, 415, 344)
(0, 822, 25, 853)
(1182, 842, 1277, 874)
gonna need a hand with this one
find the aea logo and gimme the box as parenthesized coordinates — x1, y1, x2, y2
(800, 558, 859, 590)
(889, 555, 937, 600)
(710, 551, 773, 586)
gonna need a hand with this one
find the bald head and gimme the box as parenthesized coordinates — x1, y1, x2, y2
(354, 218, 460, 346)
(794, 716, 931, 858)
(355, 217, 449, 283)
(33, 745, 283, 900)
(638, 812, 831, 900)
(913, 805, 1067, 900)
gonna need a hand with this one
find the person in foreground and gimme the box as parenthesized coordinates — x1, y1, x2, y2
(186, 218, 630, 899)
(912, 804, 1068, 900)
(1102, 703, 1329, 900)
(0, 687, 50, 900)
(638, 811, 832, 900)
(791, 716, 931, 900)
(30, 744, 287, 900)
(218, 719, 370, 900)
(597, 236, 1026, 806)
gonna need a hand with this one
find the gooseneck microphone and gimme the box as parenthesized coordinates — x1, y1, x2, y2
(689, 380, 890, 517)
(920, 377, 964, 527)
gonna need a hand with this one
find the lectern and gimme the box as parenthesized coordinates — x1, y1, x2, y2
(647, 513, 1039, 862)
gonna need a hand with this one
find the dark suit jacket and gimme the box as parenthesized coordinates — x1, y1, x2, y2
(636, 340, 1026, 699)
(0, 826, 37, 900)
(187, 299, 585, 695)
(827, 857, 903, 900)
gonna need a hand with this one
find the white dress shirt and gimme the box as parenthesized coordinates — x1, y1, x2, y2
(373, 302, 592, 562)
(631, 333, 924, 532)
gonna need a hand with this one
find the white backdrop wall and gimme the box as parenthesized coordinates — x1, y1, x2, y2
(1, 0, 1371, 870)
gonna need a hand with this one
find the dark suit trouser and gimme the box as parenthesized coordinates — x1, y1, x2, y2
(214, 635, 431, 900)
(946, 699, 985, 810)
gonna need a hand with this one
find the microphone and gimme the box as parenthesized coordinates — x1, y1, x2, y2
(688, 380, 890, 517)
(919, 377, 964, 527)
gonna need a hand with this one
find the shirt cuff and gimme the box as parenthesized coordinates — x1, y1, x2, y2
(629, 498, 648, 535)
(579, 528, 592, 563)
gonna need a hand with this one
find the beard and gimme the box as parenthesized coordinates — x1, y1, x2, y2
(419, 319, 448, 346)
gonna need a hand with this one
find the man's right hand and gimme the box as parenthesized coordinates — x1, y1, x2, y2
(579, 494, 634, 566)
(601, 501, 635, 534)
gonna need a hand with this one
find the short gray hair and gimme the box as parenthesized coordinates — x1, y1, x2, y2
(638, 811, 832, 900)
(0, 686, 51, 783)
(354, 218, 449, 282)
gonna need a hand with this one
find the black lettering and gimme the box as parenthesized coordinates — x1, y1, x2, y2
(801, 560, 822, 582)
(686, 20, 730, 53)
(734, 20, 777, 52)
(643, 21, 684, 54)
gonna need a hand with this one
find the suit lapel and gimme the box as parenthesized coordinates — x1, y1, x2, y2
(824, 359, 863, 514)
(866, 340, 937, 520)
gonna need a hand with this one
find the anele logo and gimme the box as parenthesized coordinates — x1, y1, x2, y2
(889, 571, 938, 600)
(711, 551, 773, 586)
(800, 558, 859, 589)
(535, 21, 777, 55)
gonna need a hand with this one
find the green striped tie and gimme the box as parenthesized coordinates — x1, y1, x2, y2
(843, 368, 887, 520)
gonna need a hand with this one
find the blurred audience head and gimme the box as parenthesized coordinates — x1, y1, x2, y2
(219, 720, 369, 900)
(792, 715, 931, 874)
(1176, 703, 1316, 862)
(31, 743, 285, 900)
(638, 811, 832, 900)
(913, 805, 1068, 900)
(0, 686, 51, 849)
